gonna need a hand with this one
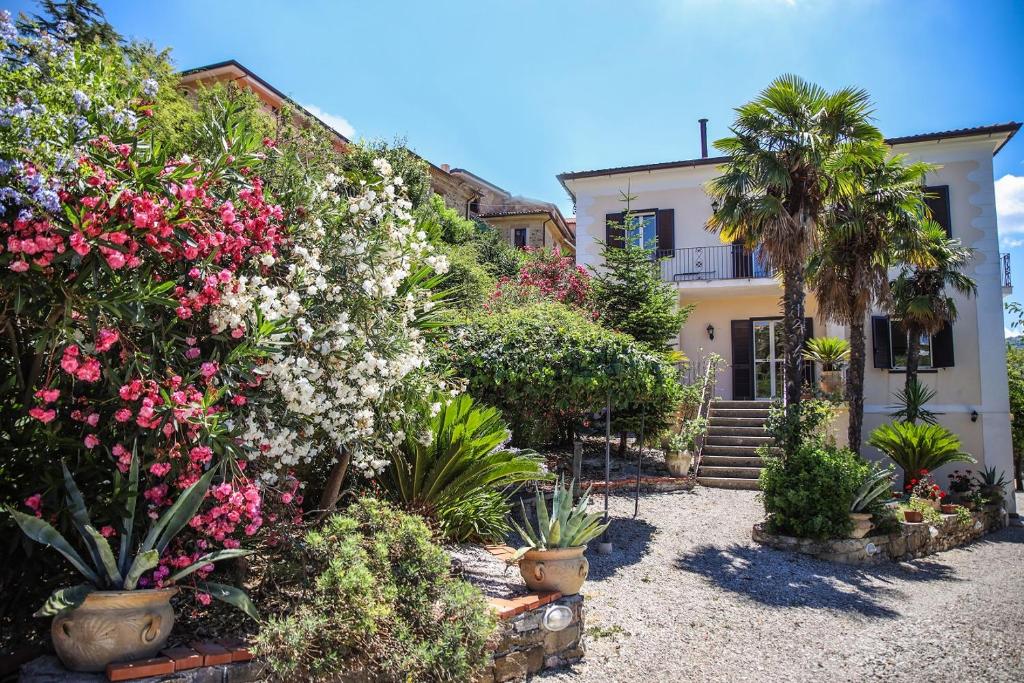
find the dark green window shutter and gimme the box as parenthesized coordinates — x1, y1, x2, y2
(872, 316, 892, 369)
(731, 319, 754, 400)
(802, 317, 815, 386)
(933, 321, 955, 368)
(655, 209, 674, 255)
(925, 185, 952, 237)
(605, 212, 625, 249)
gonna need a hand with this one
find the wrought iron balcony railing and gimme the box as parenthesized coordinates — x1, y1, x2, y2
(1001, 252, 1012, 289)
(655, 244, 771, 283)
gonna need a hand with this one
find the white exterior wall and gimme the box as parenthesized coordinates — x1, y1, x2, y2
(566, 137, 1016, 512)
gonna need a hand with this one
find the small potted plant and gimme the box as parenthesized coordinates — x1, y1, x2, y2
(7, 458, 256, 672)
(848, 466, 893, 538)
(906, 471, 945, 510)
(947, 469, 976, 505)
(664, 416, 708, 477)
(975, 466, 1008, 508)
(511, 478, 609, 595)
(803, 337, 850, 395)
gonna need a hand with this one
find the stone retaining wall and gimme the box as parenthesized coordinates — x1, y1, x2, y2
(752, 506, 1008, 564)
(477, 594, 585, 682)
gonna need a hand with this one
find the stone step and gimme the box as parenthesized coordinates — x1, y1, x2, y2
(711, 400, 771, 409)
(705, 434, 775, 447)
(700, 455, 764, 468)
(703, 444, 780, 457)
(705, 425, 768, 437)
(709, 408, 771, 419)
(709, 416, 768, 428)
(697, 476, 761, 491)
(697, 466, 763, 480)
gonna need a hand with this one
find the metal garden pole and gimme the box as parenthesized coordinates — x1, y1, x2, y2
(634, 412, 645, 518)
(598, 389, 613, 554)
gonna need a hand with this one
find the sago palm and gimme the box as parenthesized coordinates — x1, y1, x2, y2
(807, 155, 936, 453)
(707, 74, 883, 447)
(380, 394, 549, 542)
(889, 224, 977, 391)
(867, 420, 975, 490)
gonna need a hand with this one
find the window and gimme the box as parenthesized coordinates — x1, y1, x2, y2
(468, 198, 480, 215)
(626, 212, 657, 250)
(513, 228, 528, 248)
(924, 185, 952, 237)
(889, 320, 932, 369)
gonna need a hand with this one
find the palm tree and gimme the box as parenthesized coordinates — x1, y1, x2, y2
(707, 75, 883, 448)
(808, 154, 935, 453)
(889, 224, 977, 392)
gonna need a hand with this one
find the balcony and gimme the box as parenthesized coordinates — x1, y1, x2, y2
(656, 245, 772, 284)
(1002, 252, 1012, 294)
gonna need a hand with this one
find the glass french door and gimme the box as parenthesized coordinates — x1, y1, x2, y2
(753, 319, 784, 400)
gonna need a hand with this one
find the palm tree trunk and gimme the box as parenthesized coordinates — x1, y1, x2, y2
(847, 313, 866, 454)
(905, 324, 921, 412)
(781, 265, 806, 451)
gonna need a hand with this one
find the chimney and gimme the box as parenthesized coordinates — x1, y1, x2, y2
(698, 119, 709, 159)
(441, 163, 450, 173)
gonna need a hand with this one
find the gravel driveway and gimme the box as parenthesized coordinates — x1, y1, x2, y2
(542, 489, 1024, 682)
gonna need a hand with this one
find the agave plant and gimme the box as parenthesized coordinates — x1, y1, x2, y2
(867, 421, 975, 489)
(850, 465, 895, 513)
(889, 378, 939, 424)
(511, 478, 609, 559)
(7, 454, 257, 619)
(975, 466, 1008, 504)
(803, 337, 851, 371)
(380, 394, 549, 543)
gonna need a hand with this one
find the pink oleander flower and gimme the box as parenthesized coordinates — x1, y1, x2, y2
(9, 259, 29, 272)
(29, 406, 56, 423)
(95, 328, 120, 352)
(75, 357, 101, 382)
(186, 347, 201, 359)
(150, 462, 172, 477)
(196, 592, 212, 606)
(84, 434, 100, 448)
(99, 525, 116, 538)
(60, 345, 80, 374)
(200, 361, 219, 379)
(24, 493, 43, 517)
(114, 408, 132, 422)
(86, 412, 99, 427)
(35, 388, 60, 403)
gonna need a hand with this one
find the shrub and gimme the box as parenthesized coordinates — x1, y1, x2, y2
(252, 499, 497, 682)
(439, 243, 496, 311)
(867, 421, 975, 489)
(489, 247, 594, 314)
(447, 302, 682, 446)
(763, 398, 838, 452)
(760, 442, 872, 539)
(378, 394, 548, 542)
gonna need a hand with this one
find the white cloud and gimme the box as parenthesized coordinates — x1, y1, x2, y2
(996, 174, 1024, 235)
(301, 103, 355, 140)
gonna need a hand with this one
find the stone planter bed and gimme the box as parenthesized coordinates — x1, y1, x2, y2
(451, 544, 586, 681)
(752, 506, 1009, 564)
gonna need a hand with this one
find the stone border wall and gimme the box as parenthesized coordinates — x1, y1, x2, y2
(753, 506, 1008, 564)
(477, 594, 584, 682)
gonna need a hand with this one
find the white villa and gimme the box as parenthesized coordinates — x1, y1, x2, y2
(560, 121, 1020, 510)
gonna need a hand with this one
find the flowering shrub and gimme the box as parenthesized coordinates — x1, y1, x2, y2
(906, 471, 946, 501)
(488, 246, 593, 314)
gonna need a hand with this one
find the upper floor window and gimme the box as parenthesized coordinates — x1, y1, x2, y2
(924, 185, 951, 237)
(469, 198, 480, 215)
(872, 315, 953, 370)
(889, 319, 932, 369)
(626, 212, 658, 250)
(514, 227, 528, 248)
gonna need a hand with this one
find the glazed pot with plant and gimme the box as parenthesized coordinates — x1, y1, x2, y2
(848, 465, 894, 539)
(7, 458, 256, 672)
(512, 478, 609, 595)
(975, 466, 1008, 507)
(803, 337, 850, 396)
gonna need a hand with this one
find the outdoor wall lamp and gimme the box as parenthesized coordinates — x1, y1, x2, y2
(971, 410, 979, 423)
(542, 604, 574, 632)
(706, 324, 715, 341)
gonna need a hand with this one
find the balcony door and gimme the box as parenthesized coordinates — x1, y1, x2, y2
(753, 319, 783, 400)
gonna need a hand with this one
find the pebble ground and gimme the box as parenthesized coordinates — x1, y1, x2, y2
(542, 489, 1024, 682)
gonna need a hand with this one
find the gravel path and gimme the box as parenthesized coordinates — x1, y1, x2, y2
(542, 489, 1024, 682)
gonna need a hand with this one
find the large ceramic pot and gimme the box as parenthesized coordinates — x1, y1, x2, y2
(819, 370, 844, 395)
(519, 547, 588, 596)
(52, 588, 177, 672)
(665, 450, 693, 477)
(848, 512, 873, 539)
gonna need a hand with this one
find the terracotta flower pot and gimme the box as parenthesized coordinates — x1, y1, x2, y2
(902, 509, 924, 524)
(848, 512, 873, 539)
(664, 450, 693, 477)
(519, 546, 589, 596)
(941, 504, 958, 514)
(818, 370, 844, 395)
(51, 588, 177, 672)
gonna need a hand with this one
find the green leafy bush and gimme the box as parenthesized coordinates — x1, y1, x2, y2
(378, 395, 547, 543)
(447, 302, 682, 446)
(760, 442, 872, 539)
(867, 421, 975, 488)
(253, 499, 497, 682)
(439, 243, 496, 311)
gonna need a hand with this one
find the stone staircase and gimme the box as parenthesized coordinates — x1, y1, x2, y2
(697, 400, 776, 490)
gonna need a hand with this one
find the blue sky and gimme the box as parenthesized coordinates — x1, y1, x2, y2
(9, 0, 1024, 321)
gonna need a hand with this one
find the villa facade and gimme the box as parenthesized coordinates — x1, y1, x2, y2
(560, 122, 1020, 509)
